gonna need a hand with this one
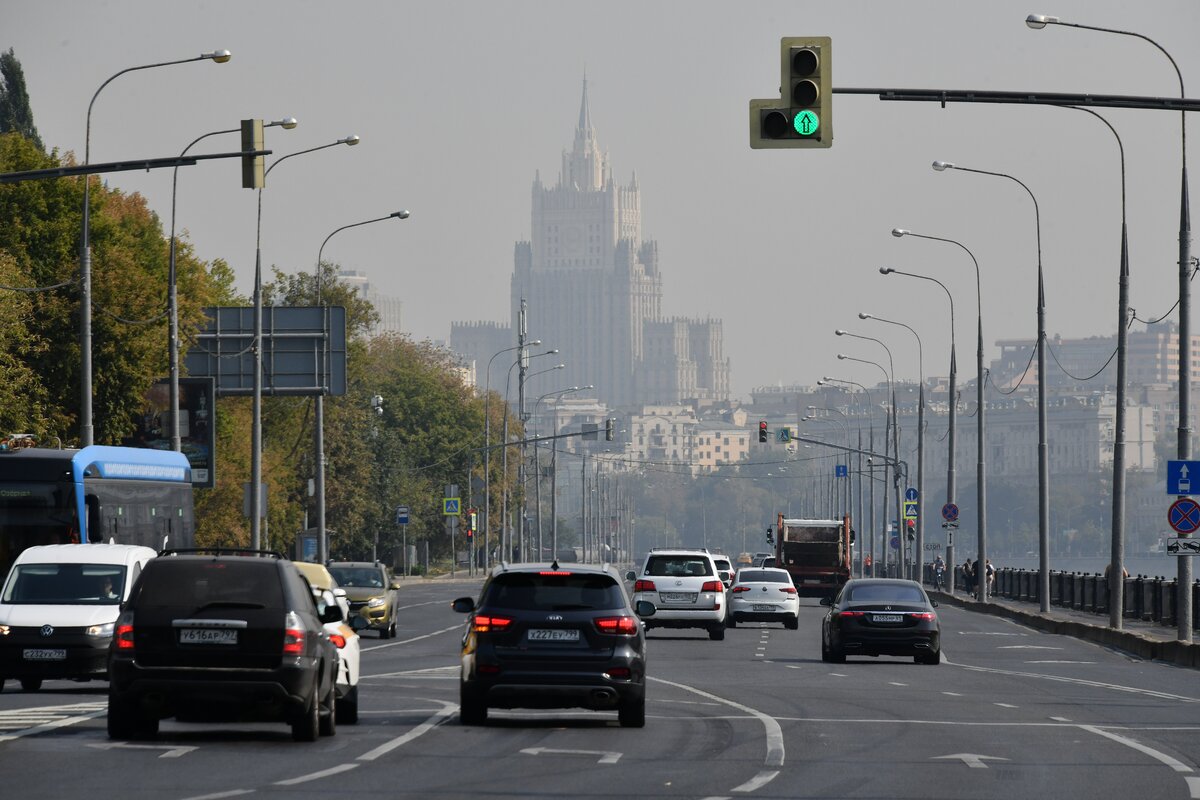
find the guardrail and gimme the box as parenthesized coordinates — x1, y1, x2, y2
(921, 564, 1200, 632)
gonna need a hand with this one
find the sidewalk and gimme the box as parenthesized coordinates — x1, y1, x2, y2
(931, 585, 1200, 669)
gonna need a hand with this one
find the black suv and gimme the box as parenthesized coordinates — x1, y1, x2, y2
(452, 563, 654, 728)
(107, 549, 340, 742)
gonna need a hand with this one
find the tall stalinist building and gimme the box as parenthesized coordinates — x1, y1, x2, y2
(452, 78, 729, 409)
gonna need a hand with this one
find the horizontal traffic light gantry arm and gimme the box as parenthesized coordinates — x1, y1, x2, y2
(0, 149, 273, 184)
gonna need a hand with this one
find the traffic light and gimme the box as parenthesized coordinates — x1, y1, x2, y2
(748, 36, 832, 149)
(466, 509, 477, 540)
(240, 118, 264, 189)
(905, 518, 916, 541)
(758, 420, 768, 443)
(605, 418, 615, 441)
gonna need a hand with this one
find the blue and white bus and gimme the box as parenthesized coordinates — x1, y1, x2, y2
(0, 440, 195, 576)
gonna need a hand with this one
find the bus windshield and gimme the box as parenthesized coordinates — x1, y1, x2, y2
(0, 482, 79, 571)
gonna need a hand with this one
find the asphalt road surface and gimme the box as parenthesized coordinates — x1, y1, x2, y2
(2, 579, 1198, 799)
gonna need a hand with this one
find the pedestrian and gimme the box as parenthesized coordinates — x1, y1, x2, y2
(984, 559, 995, 592)
(962, 559, 974, 594)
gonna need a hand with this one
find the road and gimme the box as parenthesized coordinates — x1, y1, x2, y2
(2, 579, 1198, 799)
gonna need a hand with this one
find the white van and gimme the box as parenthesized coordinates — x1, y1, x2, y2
(0, 543, 157, 692)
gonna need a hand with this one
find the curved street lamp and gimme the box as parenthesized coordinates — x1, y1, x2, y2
(313, 209, 410, 563)
(80, 49, 231, 446)
(483, 341, 540, 569)
(249, 135, 361, 549)
(1026, 11, 1192, 641)
(893, 227, 988, 601)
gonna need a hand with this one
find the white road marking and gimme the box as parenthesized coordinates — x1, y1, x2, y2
(396, 600, 448, 611)
(957, 631, 1023, 636)
(179, 791, 255, 800)
(830, 673, 847, 677)
(357, 701, 457, 762)
(755, 653, 765, 657)
(1187, 776, 1200, 799)
(994, 703, 1017, 708)
(942, 692, 963, 697)
(273, 763, 360, 786)
(0, 702, 106, 743)
(1025, 660, 1096, 664)
(998, 645, 1062, 650)
(732, 770, 780, 793)
(888, 682, 907, 687)
(932, 753, 1009, 769)
(1051, 717, 1072, 722)
(1081, 725, 1193, 773)
(360, 624, 460, 652)
(89, 741, 197, 758)
(658, 699, 721, 706)
(650, 676, 784, 774)
(786, 665, 802, 669)
(520, 747, 621, 764)
(944, 657, 1200, 703)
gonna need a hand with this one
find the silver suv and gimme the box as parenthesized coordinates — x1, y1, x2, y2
(627, 549, 727, 640)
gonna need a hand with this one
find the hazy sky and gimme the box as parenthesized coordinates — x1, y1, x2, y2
(7, 1, 1199, 400)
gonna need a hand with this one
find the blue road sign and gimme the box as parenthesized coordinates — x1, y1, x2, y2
(941, 503, 959, 522)
(395, 505, 410, 525)
(903, 501, 918, 519)
(1168, 498, 1200, 535)
(835, 464, 848, 477)
(890, 535, 900, 550)
(443, 498, 461, 516)
(1167, 460, 1200, 495)
(905, 487, 919, 502)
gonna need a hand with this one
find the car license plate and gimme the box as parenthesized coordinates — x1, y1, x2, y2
(872, 614, 903, 624)
(752, 604, 776, 612)
(179, 628, 238, 645)
(660, 592, 696, 603)
(527, 629, 580, 642)
(23, 648, 66, 661)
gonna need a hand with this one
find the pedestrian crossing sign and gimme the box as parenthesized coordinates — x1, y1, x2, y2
(903, 501, 918, 519)
(443, 498, 461, 515)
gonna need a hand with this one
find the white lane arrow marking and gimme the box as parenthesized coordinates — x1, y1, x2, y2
(520, 747, 621, 764)
(88, 742, 197, 758)
(932, 753, 1009, 769)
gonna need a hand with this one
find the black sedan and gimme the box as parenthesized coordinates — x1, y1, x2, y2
(451, 563, 653, 727)
(819, 578, 941, 665)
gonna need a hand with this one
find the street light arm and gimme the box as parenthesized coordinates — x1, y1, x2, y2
(265, 136, 360, 180)
(316, 211, 411, 303)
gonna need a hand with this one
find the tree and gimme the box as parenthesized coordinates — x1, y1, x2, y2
(0, 49, 43, 151)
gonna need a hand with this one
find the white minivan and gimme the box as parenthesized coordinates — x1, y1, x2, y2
(0, 544, 157, 692)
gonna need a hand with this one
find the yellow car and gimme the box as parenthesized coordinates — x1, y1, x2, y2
(327, 561, 401, 639)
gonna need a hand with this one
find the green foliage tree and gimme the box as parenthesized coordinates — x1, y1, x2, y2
(0, 49, 43, 152)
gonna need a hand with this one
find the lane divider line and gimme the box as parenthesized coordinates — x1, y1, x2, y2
(650, 676, 784, 771)
(360, 624, 461, 652)
(1080, 724, 1193, 774)
(273, 763, 360, 786)
(357, 701, 457, 762)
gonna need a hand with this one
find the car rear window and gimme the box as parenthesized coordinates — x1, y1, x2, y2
(644, 556, 713, 578)
(737, 570, 789, 583)
(846, 584, 925, 603)
(483, 572, 624, 611)
(136, 560, 285, 609)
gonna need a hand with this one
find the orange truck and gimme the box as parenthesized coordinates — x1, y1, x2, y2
(773, 514, 853, 598)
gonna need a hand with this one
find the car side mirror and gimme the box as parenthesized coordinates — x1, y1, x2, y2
(819, 596, 833, 606)
(390, 579, 403, 590)
(718, 570, 730, 582)
(634, 600, 656, 618)
(333, 587, 347, 599)
(624, 570, 636, 582)
(451, 596, 475, 613)
(930, 599, 939, 608)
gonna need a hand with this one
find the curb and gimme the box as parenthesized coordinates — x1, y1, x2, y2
(932, 590, 1200, 669)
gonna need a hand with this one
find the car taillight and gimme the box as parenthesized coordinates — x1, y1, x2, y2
(329, 634, 347, 649)
(283, 611, 305, 655)
(909, 612, 935, 621)
(633, 579, 656, 593)
(472, 615, 514, 633)
(477, 663, 501, 674)
(731, 586, 752, 593)
(115, 612, 135, 651)
(539, 571, 572, 576)
(594, 616, 639, 635)
(837, 610, 865, 625)
(701, 580, 723, 593)
(606, 667, 632, 679)
(779, 587, 798, 594)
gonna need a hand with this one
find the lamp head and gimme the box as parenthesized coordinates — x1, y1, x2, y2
(205, 50, 232, 63)
(837, 354, 848, 361)
(880, 267, 894, 275)
(269, 117, 299, 130)
(891, 228, 909, 238)
(932, 160, 955, 172)
(546, 349, 560, 354)
(1025, 13, 1060, 29)
(835, 329, 847, 336)
(341, 135, 361, 146)
(529, 340, 542, 346)
(582, 384, 595, 389)
(553, 364, 565, 370)
(392, 210, 411, 219)
(858, 312, 872, 320)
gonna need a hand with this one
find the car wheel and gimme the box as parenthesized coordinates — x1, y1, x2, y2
(821, 635, 832, 663)
(107, 696, 137, 740)
(618, 695, 645, 728)
(708, 625, 725, 641)
(726, 615, 737, 628)
(459, 682, 487, 726)
(917, 649, 941, 665)
(336, 684, 359, 725)
(828, 638, 846, 663)
(784, 616, 799, 631)
(20, 677, 42, 692)
(292, 680, 321, 742)
(319, 680, 337, 737)
(388, 619, 397, 639)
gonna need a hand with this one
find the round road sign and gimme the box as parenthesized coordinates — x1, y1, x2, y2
(1168, 497, 1200, 536)
(941, 503, 959, 522)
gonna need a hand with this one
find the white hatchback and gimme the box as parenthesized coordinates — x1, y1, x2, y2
(727, 567, 800, 629)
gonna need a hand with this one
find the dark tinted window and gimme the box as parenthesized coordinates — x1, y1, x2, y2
(137, 560, 285, 609)
(737, 570, 789, 583)
(644, 555, 713, 577)
(483, 572, 624, 611)
(846, 583, 925, 603)
(328, 566, 386, 588)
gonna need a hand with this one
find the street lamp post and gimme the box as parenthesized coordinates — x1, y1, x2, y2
(513, 362, 565, 559)
(533, 385, 592, 558)
(501, 351, 559, 561)
(483, 342, 539, 568)
(893, 228, 987, 601)
(860, 312, 925, 581)
(880, 268, 957, 591)
(169, 118, 297, 455)
(80, 50, 231, 446)
(250, 135, 360, 550)
(314, 210, 410, 563)
(837, 353, 896, 574)
(1026, 8, 1191, 644)
(807, 406, 852, 518)
(819, 376, 877, 577)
